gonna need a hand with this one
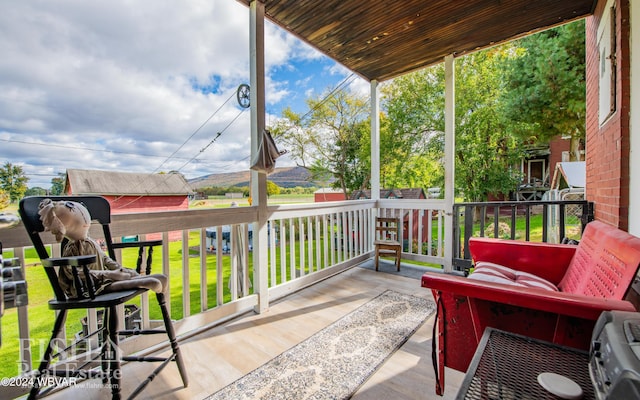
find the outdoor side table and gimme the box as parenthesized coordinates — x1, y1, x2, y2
(456, 328, 595, 399)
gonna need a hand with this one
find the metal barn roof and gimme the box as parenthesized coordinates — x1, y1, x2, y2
(65, 169, 192, 196)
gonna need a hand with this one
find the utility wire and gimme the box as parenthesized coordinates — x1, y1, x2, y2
(173, 108, 247, 173)
(152, 90, 237, 173)
(298, 73, 357, 122)
(112, 104, 249, 210)
(0, 138, 192, 161)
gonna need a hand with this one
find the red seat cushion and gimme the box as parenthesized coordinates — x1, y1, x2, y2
(469, 262, 558, 291)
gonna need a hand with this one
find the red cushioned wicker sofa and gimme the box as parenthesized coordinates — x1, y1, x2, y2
(421, 220, 640, 395)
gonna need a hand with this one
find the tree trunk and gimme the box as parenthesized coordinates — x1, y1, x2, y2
(570, 135, 584, 161)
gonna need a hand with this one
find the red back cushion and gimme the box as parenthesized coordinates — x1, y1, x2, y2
(558, 221, 640, 299)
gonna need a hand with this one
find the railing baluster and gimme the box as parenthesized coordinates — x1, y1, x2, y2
(358, 209, 364, 255)
(510, 206, 516, 240)
(289, 218, 296, 280)
(215, 227, 223, 307)
(329, 213, 335, 266)
(306, 216, 313, 273)
(350, 211, 355, 257)
(270, 221, 277, 285)
(200, 228, 207, 312)
(322, 215, 329, 270)
(525, 205, 531, 241)
(464, 206, 474, 259)
(542, 204, 549, 242)
(493, 206, 500, 238)
(299, 218, 305, 277)
(437, 210, 443, 257)
(480, 206, 487, 237)
(341, 212, 348, 262)
(559, 203, 566, 240)
(417, 209, 424, 256)
(315, 215, 321, 271)
(181, 230, 191, 315)
(279, 219, 286, 282)
(427, 209, 432, 256)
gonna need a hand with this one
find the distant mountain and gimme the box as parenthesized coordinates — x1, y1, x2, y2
(189, 166, 322, 189)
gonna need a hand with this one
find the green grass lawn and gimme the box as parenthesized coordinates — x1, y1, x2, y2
(0, 229, 333, 378)
(462, 212, 583, 242)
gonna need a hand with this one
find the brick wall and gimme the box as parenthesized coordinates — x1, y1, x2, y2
(586, 0, 631, 229)
(548, 136, 571, 172)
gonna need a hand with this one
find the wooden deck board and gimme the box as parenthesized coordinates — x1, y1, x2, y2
(36, 263, 463, 400)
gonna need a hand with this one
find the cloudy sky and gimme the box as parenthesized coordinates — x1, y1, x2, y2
(0, 0, 368, 188)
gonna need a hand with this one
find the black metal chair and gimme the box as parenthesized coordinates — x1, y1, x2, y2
(19, 195, 188, 399)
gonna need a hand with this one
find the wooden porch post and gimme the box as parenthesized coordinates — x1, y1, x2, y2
(249, 0, 268, 313)
(370, 80, 380, 202)
(443, 55, 455, 273)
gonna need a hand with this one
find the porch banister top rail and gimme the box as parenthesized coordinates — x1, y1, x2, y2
(454, 200, 589, 207)
(108, 206, 259, 238)
(0, 205, 259, 248)
(0, 197, 449, 249)
(377, 198, 446, 209)
(267, 199, 375, 219)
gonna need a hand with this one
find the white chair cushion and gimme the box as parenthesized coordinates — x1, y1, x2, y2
(468, 261, 558, 291)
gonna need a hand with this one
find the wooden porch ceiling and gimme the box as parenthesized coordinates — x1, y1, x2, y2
(237, 0, 596, 82)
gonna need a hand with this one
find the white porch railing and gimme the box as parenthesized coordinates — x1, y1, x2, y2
(378, 199, 447, 266)
(0, 198, 446, 391)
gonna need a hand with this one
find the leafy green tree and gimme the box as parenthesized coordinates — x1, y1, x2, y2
(454, 48, 525, 201)
(336, 118, 370, 192)
(266, 181, 281, 196)
(50, 173, 66, 195)
(271, 90, 369, 196)
(25, 187, 48, 196)
(0, 190, 9, 210)
(382, 68, 446, 191)
(0, 162, 29, 203)
(307, 159, 334, 189)
(383, 45, 524, 202)
(502, 20, 586, 159)
(269, 22, 586, 201)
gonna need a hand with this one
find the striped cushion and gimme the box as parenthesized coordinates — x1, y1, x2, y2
(469, 261, 558, 291)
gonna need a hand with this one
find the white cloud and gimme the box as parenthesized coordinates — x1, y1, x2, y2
(0, 0, 350, 188)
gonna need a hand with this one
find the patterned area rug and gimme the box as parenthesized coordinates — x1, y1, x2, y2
(204, 290, 435, 400)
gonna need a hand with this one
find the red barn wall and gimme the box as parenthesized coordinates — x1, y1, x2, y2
(314, 192, 347, 202)
(103, 195, 188, 242)
(586, 0, 631, 229)
(103, 195, 189, 214)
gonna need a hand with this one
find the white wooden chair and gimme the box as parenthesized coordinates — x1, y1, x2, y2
(374, 217, 402, 271)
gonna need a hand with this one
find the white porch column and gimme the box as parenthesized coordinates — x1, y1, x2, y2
(249, 0, 268, 313)
(371, 80, 380, 202)
(443, 55, 455, 272)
